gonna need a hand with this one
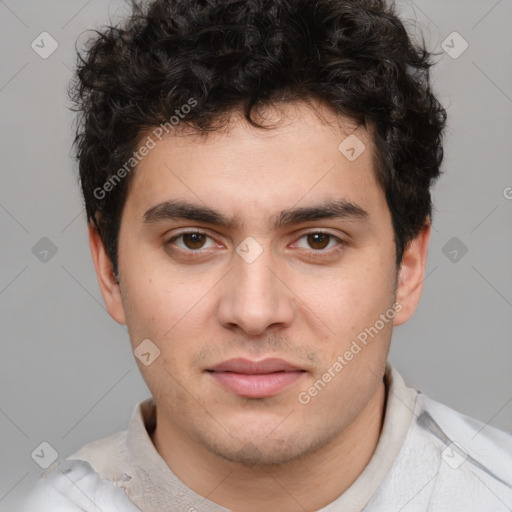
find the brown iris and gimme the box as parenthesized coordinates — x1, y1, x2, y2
(182, 233, 207, 250)
(306, 233, 330, 250)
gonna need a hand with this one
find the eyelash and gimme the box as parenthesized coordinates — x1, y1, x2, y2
(165, 230, 346, 259)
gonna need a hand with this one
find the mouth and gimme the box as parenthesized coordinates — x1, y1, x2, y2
(206, 358, 306, 398)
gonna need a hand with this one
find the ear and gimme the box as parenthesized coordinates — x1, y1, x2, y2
(88, 224, 127, 324)
(393, 221, 431, 326)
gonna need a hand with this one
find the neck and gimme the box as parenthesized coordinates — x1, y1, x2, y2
(151, 379, 387, 512)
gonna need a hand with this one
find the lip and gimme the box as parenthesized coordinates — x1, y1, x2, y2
(207, 358, 306, 398)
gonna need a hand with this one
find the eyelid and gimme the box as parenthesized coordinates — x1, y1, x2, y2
(166, 228, 211, 239)
(295, 228, 346, 239)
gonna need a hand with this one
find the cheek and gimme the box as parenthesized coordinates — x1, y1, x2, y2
(119, 244, 196, 339)
(294, 255, 395, 339)
(121, 270, 214, 375)
(121, 277, 164, 339)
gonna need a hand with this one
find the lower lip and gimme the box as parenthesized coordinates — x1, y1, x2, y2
(209, 371, 305, 398)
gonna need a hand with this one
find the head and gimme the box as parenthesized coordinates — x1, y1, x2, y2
(72, 0, 446, 467)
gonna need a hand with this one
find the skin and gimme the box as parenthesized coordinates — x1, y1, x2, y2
(89, 100, 430, 511)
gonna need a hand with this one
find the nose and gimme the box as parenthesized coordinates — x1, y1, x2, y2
(217, 244, 295, 336)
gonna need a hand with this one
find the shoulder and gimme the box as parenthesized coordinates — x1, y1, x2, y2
(419, 392, 512, 510)
(370, 388, 512, 511)
(66, 429, 131, 480)
(18, 458, 141, 512)
(19, 430, 140, 512)
(419, 392, 512, 477)
(37, 428, 132, 482)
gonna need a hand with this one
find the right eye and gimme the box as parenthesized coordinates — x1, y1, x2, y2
(166, 231, 218, 251)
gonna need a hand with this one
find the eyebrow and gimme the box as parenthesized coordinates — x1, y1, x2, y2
(143, 198, 369, 230)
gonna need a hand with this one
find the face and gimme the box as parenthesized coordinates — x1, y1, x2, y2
(91, 100, 427, 467)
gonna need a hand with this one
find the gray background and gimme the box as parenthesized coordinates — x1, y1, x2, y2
(1, 0, 511, 509)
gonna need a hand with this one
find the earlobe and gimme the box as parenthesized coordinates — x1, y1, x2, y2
(88, 224, 127, 325)
(393, 221, 431, 326)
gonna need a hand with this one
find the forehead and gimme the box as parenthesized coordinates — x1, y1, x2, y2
(122, 100, 387, 227)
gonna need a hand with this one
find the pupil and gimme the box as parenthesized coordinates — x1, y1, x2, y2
(308, 233, 329, 250)
(184, 233, 205, 249)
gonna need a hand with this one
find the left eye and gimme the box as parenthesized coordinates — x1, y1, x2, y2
(295, 232, 341, 251)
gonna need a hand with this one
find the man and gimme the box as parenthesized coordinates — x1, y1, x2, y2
(20, 0, 512, 510)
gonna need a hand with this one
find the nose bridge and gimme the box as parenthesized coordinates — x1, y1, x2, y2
(217, 238, 293, 335)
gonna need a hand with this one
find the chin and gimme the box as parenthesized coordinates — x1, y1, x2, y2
(197, 425, 335, 469)
(212, 440, 305, 468)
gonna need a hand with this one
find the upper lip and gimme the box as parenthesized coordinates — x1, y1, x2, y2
(208, 358, 304, 374)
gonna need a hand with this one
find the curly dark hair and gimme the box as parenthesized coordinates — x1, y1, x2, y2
(70, 0, 447, 277)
